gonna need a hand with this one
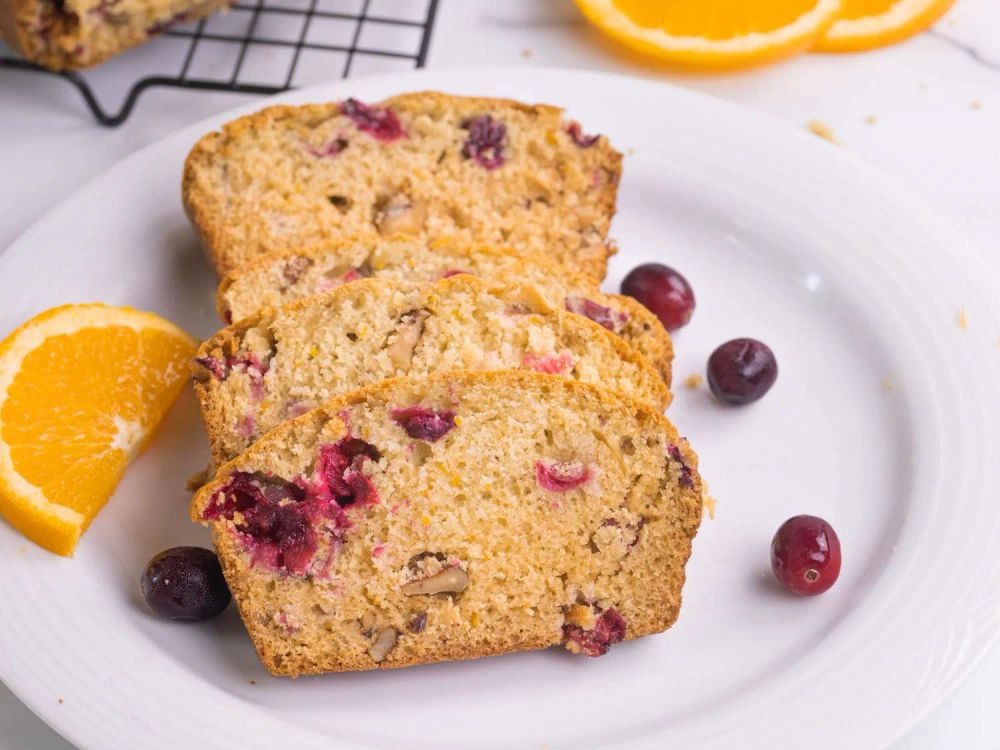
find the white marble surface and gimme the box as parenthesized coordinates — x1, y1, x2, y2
(1, 0, 998, 747)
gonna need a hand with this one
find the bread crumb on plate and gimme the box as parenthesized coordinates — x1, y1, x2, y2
(807, 120, 838, 144)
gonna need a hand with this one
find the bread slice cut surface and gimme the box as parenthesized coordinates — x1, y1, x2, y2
(182, 92, 622, 279)
(190, 371, 703, 676)
(216, 237, 673, 386)
(193, 275, 671, 465)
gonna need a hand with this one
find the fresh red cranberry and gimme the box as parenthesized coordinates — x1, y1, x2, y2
(340, 98, 405, 142)
(620, 263, 695, 332)
(391, 406, 456, 442)
(565, 296, 628, 332)
(141, 547, 231, 621)
(707, 338, 778, 405)
(565, 121, 599, 148)
(536, 460, 591, 492)
(771, 515, 841, 596)
(563, 608, 627, 656)
(460, 115, 507, 169)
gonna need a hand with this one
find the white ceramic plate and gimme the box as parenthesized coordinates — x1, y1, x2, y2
(1, 67, 999, 750)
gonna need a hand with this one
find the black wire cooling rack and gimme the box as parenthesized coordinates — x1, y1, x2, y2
(0, 0, 439, 126)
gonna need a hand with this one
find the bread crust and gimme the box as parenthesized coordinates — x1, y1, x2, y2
(192, 371, 703, 676)
(182, 92, 622, 280)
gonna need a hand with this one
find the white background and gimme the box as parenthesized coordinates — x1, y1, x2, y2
(1, 0, 998, 747)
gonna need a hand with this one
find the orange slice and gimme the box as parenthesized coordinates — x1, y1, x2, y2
(574, 0, 843, 71)
(814, 0, 955, 52)
(0, 304, 197, 555)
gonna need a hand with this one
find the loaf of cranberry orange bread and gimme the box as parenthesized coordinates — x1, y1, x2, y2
(182, 92, 622, 279)
(217, 237, 673, 386)
(0, 0, 230, 71)
(193, 274, 670, 465)
(190, 370, 703, 675)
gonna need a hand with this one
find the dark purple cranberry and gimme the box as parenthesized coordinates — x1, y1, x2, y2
(620, 263, 695, 332)
(193, 355, 227, 381)
(565, 121, 599, 148)
(565, 296, 628, 332)
(407, 612, 428, 634)
(204, 472, 320, 574)
(141, 547, 231, 621)
(536, 461, 591, 492)
(460, 115, 507, 170)
(391, 406, 456, 442)
(340, 98, 405, 143)
(771, 515, 841, 596)
(707, 338, 778, 405)
(667, 444, 694, 488)
(563, 608, 627, 657)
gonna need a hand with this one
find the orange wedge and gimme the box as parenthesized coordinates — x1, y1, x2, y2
(0, 304, 196, 555)
(814, 0, 955, 52)
(574, 0, 843, 71)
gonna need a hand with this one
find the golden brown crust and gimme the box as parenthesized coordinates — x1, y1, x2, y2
(193, 371, 702, 676)
(192, 274, 672, 465)
(181, 92, 622, 279)
(0, 0, 27, 59)
(215, 237, 673, 386)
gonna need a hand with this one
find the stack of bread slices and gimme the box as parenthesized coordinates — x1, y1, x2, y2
(182, 92, 703, 676)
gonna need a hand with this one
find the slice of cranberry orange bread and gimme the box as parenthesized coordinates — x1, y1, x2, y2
(193, 274, 670, 465)
(217, 237, 673, 386)
(190, 370, 703, 675)
(0, 0, 230, 71)
(182, 92, 622, 279)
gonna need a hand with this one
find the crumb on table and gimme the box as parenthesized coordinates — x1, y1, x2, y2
(684, 373, 704, 390)
(703, 494, 717, 520)
(521, 48, 533, 59)
(807, 120, 838, 144)
(971, 100, 983, 111)
(958, 309, 968, 330)
(865, 115, 878, 125)
(881, 376, 896, 392)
